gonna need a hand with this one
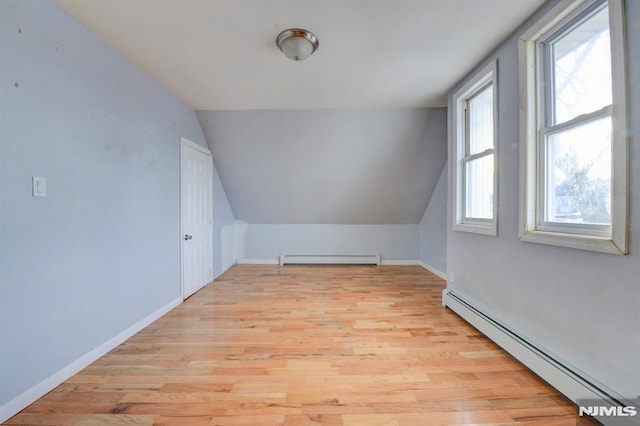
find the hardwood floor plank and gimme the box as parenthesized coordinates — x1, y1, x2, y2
(4, 414, 80, 426)
(283, 414, 342, 426)
(342, 413, 399, 426)
(210, 414, 285, 426)
(153, 415, 212, 426)
(4, 265, 598, 425)
(394, 410, 515, 425)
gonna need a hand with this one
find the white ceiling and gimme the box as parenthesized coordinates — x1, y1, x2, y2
(55, 0, 545, 110)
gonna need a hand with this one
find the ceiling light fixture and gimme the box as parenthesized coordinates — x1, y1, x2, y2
(276, 28, 319, 61)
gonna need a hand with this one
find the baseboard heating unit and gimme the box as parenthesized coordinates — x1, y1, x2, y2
(279, 254, 380, 266)
(442, 289, 638, 426)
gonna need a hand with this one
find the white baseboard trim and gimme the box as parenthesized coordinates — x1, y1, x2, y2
(236, 259, 279, 265)
(237, 258, 415, 266)
(235, 259, 447, 278)
(280, 255, 381, 266)
(442, 290, 634, 425)
(417, 261, 447, 280)
(380, 260, 419, 266)
(381, 260, 447, 282)
(0, 297, 181, 424)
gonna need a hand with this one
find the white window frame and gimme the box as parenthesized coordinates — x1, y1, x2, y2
(452, 60, 498, 236)
(518, 0, 628, 254)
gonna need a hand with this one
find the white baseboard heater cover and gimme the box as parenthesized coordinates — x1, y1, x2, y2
(442, 289, 638, 426)
(279, 254, 380, 266)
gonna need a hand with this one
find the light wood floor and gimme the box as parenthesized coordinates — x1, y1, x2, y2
(6, 265, 598, 426)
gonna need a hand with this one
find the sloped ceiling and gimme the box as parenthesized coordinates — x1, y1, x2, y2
(55, 0, 546, 110)
(198, 108, 446, 224)
(54, 0, 545, 224)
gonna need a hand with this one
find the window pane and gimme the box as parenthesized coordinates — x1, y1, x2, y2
(545, 116, 611, 225)
(552, 5, 611, 124)
(465, 155, 494, 220)
(467, 85, 493, 155)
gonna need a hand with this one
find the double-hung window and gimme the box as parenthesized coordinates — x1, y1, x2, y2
(452, 61, 498, 235)
(519, 0, 628, 254)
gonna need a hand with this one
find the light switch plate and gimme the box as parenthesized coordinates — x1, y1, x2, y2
(32, 176, 47, 197)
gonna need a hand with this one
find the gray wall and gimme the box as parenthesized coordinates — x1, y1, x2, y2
(197, 108, 447, 225)
(0, 0, 234, 408)
(447, 0, 640, 398)
(238, 224, 419, 261)
(212, 165, 236, 275)
(198, 107, 447, 266)
(419, 166, 447, 274)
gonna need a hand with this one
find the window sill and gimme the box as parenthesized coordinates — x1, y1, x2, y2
(518, 229, 627, 255)
(453, 222, 497, 236)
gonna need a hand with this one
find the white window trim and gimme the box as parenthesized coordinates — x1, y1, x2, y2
(518, 0, 629, 255)
(452, 60, 499, 236)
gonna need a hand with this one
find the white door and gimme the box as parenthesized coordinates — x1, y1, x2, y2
(181, 137, 213, 299)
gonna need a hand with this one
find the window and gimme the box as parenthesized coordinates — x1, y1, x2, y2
(519, 0, 628, 254)
(452, 61, 498, 235)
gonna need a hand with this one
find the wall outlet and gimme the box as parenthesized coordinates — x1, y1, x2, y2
(449, 270, 455, 283)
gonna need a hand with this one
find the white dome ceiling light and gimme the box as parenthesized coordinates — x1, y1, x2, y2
(276, 28, 319, 61)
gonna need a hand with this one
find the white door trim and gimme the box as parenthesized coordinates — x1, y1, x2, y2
(180, 137, 213, 300)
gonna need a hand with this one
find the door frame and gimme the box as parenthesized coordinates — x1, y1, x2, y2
(180, 136, 214, 300)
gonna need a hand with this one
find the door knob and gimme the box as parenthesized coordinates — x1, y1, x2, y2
(184, 234, 192, 240)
